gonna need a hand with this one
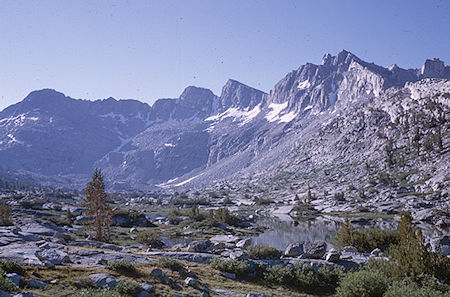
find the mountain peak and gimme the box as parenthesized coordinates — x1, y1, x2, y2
(420, 58, 446, 78)
(220, 79, 266, 110)
(333, 49, 359, 66)
(179, 86, 216, 101)
(24, 89, 67, 101)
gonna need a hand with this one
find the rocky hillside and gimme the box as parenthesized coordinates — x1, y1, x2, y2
(0, 50, 448, 190)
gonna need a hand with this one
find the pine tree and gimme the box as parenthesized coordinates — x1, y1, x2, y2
(83, 169, 112, 242)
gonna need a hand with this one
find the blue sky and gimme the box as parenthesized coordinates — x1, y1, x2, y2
(1, 0, 449, 110)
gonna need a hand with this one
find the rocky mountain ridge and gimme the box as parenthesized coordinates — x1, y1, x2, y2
(0, 50, 448, 190)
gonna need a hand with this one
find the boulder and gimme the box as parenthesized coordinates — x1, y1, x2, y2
(6, 273, 21, 287)
(370, 248, 382, 257)
(21, 221, 65, 236)
(184, 277, 199, 287)
(150, 268, 171, 285)
(222, 272, 236, 280)
(229, 250, 247, 261)
(341, 246, 358, 253)
(213, 242, 226, 250)
(100, 243, 122, 251)
(112, 213, 155, 227)
(325, 249, 341, 263)
(140, 282, 155, 293)
(210, 235, 240, 244)
(35, 248, 71, 265)
(136, 291, 153, 297)
(284, 242, 304, 257)
(0, 290, 11, 297)
(440, 244, 450, 256)
(303, 241, 327, 259)
(187, 240, 214, 253)
(54, 232, 73, 242)
(89, 273, 117, 288)
(236, 238, 252, 249)
(413, 209, 434, 222)
(25, 279, 48, 288)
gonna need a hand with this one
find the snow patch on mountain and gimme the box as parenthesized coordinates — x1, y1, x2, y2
(205, 104, 261, 126)
(0, 114, 39, 127)
(174, 173, 203, 186)
(266, 102, 288, 122)
(279, 111, 297, 123)
(297, 80, 311, 89)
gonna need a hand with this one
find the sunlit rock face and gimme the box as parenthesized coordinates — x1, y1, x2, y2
(0, 50, 448, 189)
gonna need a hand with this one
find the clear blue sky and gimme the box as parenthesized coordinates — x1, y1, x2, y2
(1, 0, 449, 110)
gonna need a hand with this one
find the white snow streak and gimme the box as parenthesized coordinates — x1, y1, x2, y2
(265, 102, 288, 122)
(205, 104, 261, 126)
(297, 80, 311, 89)
(279, 111, 297, 123)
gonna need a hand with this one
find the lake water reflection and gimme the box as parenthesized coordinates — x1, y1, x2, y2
(252, 216, 341, 251)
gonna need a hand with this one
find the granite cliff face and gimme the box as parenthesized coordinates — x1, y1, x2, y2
(0, 50, 448, 189)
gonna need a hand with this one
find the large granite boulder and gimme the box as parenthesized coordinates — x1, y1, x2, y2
(35, 248, 71, 265)
(284, 242, 303, 257)
(112, 212, 155, 227)
(187, 240, 214, 253)
(89, 273, 117, 288)
(325, 249, 341, 263)
(303, 241, 327, 259)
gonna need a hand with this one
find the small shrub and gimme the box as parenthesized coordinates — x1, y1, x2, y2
(115, 280, 142, 295)
(0, 260, 25, 275)
(334, 192, 345, 201)
(246, 245, 281, 260)
(0, 200, 12, 226)
(294, 265, 319, 289)
(210, 258, 249, 277)
(335, 268, 388, 297)
(167, 209, 182, 225)
(383, 279, 448, 297)
(263, 265, 294, 286)
(317, 265, 344, 289)
(189, 205, 204, 221)
(106, 260, 137, 275)
(136, 230, 164, 248)
(206, 208, 240, 226)
(292, 264, 343, 293)
(159, 257, 184, 271)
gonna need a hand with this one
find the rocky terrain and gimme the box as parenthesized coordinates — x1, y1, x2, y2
(0, 177, 449, 296)
(0, 50, 449, 296)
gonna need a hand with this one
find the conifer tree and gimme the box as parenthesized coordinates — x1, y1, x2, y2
(83, 169, 112, 242)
